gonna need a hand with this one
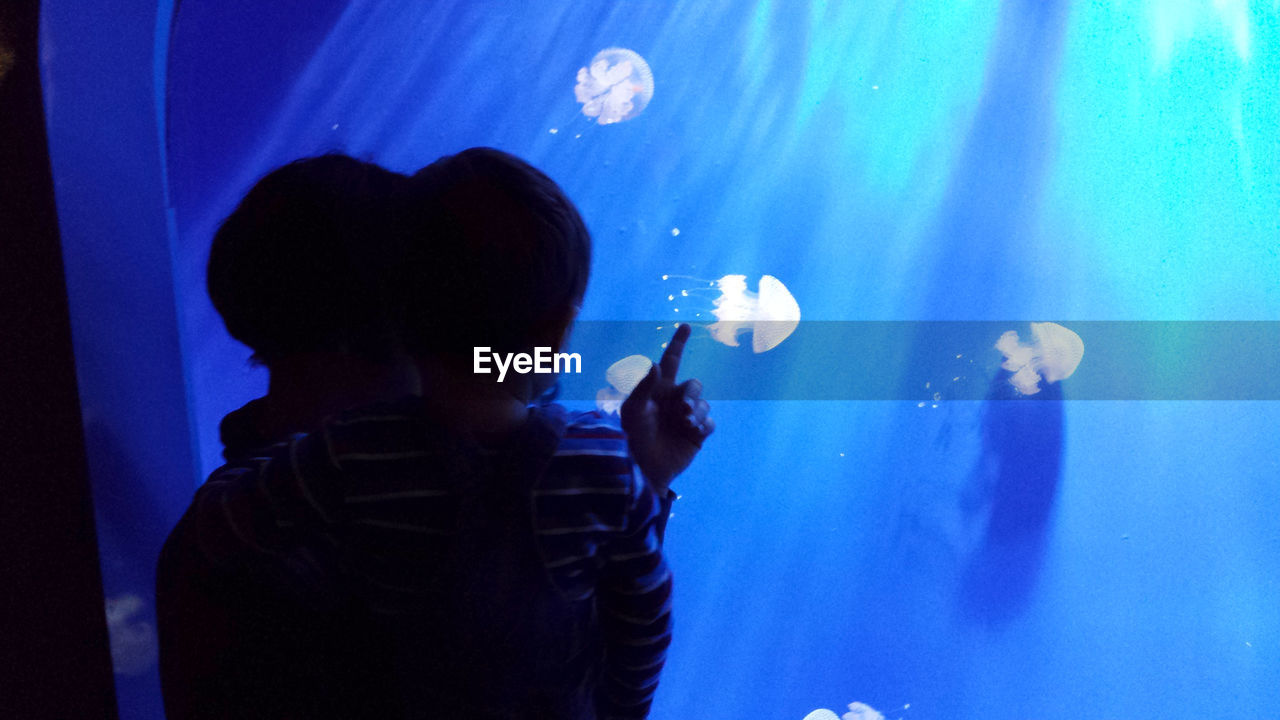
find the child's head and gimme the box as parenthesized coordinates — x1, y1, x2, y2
(207, 154, 408, 365)
(402, 147, 591, 360)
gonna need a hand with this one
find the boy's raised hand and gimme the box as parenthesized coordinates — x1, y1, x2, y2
(620, 324, 714, 495)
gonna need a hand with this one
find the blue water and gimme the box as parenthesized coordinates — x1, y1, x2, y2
(44, 0, 1280, 717)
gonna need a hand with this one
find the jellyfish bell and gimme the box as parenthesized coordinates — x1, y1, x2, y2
(751, 274, 803, 352)
(802, 703, 884, 720)
(995, 322, 1084, 395)
(1029, 321, 1084, 383)
(700, 274, 800, 353)
(606, 354, 654, 394)
(104, 593, 157, 676)
(574, 47, 654, 125)
(596, 354, 654, 414)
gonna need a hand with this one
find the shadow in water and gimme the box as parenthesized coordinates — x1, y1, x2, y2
(918, 0, 1070, 316)
(956, 372, 1063, 626)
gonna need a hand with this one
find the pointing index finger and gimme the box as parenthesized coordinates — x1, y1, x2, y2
(660, 323, 692, 379)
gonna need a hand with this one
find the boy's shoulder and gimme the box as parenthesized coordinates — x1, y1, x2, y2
(538, 404, 623, 434)
(538, 405, 630, 455)
(536, 405, 640, 500)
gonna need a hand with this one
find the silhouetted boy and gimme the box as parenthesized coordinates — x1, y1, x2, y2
(203, 153, 419, 457)
(157, 154, 417, 719)
(162, 147, 710, 719)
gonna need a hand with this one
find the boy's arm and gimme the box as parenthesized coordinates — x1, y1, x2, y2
(654, 486, 675, 544)
(622, 324, 713, 498)
(174, 441, 336, 581)
(596, 469, 673, 720)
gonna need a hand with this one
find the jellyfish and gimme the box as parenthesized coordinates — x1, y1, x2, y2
(574, 47, 654, 125)
(596, 354, 655, 414)
(104, 593, 158, 676)
(665, 274, 800, 353)
(994, 321, 1084, 395)
(842, 702, 886, 720)
(802, 702, 885, 720)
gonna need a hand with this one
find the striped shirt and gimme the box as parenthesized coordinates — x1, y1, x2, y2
(158, 397, 672, 719)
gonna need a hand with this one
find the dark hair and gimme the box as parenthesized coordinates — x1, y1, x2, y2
(401, 147, 591, 357)
(207, 154, 408, 364)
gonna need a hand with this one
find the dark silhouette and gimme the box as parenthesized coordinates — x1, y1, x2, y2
(957, 370, 1063, 625)
(897, 0, 1071, 625)
(917, 0, 1071, 318)
(159, 155, 419, 720)
(0, 1, 118, 715)
(203, 153, 421, 455)
(159, 148, 712, 719)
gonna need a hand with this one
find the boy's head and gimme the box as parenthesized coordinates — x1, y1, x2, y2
(207, 154, 407, 365)
(402, 147, 591, 359)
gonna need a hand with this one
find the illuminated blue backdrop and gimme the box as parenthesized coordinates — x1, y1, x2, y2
(44, 1, 1280, 717)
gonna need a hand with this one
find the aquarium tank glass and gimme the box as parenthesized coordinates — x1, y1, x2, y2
(41, 0, 1280, 717)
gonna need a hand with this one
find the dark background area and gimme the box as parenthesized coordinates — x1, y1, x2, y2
(0, 0, 119, 716)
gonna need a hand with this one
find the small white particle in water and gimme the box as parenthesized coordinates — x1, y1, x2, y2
(953, 376, 960, 382)
(673, 308, 679, 313)
(925, 381, 931, 389)
(917, 402, 926, 408)
(931, 403, 938, 409)
(671, 227, 680, 236)
(661, 274, 669, 280)
(956, 354, 963, 359)
(661, 342, 668, 349)
(1246, 641, 1253, 647)
(574, 133, 582, 138)
(680, 290, 689, 297)
(331, 123, 339, 130)
(839, 452, 845, 457)
(549, 127, 558, 134)
(668, 294, 675, 301)
(933, 392, 941, 402)
(872, 85, 879, 90)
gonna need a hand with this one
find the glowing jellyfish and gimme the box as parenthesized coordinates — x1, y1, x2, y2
(702, 274, 801, 353)
(596, 354, 654, 414)
(104, 593, 158, 676)
(803, 702, 885, 720)
(995, 322, 1084, 395)
(842, 702, 886, 720)
(574, 47, 654, 125)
